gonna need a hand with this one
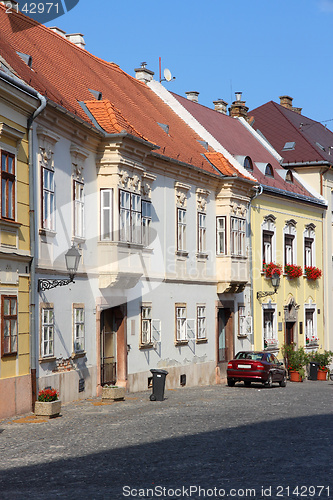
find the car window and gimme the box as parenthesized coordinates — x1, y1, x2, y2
(266, 354, 272, 363)
(235, 352, 264, 361)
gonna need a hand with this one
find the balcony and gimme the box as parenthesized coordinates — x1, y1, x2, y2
(97, 241, 147, 289)
(216, 255, 249, 294)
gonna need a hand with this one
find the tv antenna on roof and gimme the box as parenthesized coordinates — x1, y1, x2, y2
(159, 57, 176, 83)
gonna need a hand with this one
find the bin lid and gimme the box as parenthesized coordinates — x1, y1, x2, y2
(150, 368, 168, 375)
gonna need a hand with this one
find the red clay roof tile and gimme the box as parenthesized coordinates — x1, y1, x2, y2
(250, 101, 333, 165)
(0, 5, 217, 175)
(172, 93, 314, 198)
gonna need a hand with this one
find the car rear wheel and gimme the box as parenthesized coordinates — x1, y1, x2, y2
(227, 378, 235, 387)
(244, 381, 251, 387)
(264, 373, 273, 388)
(279, 374, 287, 387)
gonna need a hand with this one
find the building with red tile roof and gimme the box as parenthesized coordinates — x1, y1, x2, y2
(0, 5, 264, 402)
(152, 85, 327, 360)
(250, 97, 333, 351)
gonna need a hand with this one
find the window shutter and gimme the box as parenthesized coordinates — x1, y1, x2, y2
(186, 319, 195, 340)
(152, 319, 161, 343)
(245, 316, 253, 337)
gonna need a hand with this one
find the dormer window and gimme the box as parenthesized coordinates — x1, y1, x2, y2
(244, 156, 253, 170)
(265, 164, 274, 177)
(285, 170, 293, 183)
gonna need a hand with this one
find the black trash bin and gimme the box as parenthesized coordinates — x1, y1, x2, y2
(309, 362, 319, 381)
(150, 369, 168, 401)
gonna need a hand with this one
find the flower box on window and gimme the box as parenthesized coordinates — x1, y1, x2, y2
(263, 262, 282, 279)
(306, 336, 319, 346)
(284, 264, 302, 279)
(264, 338, 279, 349)
(304, 266, 322, 280)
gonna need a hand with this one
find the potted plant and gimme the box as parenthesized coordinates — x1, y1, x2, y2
(34, 388, 61, 418)
(263, 262, 282, 279)
(304, 266, 322, 280)
(284, 264, 302, 279)
(102, 385, 126, 401)
(281, 343, 309, 382)
(308, 350, 333, 381)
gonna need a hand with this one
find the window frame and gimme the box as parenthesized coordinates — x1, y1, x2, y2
(41, 164, 55, 230)
(230, 217, 246, 256)
(119, 189, 142, 244)
(73, 179, 84, 238)
(175, 304, 187, 342)
(1, 295, 17, 356)
(141, 304, 152, 345)
(238, 305, 246, 337)
(1, 150, 16, 221)
(216, 216, 226, 255)
(142, 200, 152, 247)
(177, 208, 186, 252)
(73, 305, 85, 353)
(196, 305, 206, 341)
(41, 305, 54, 358)
(262, 230, 273, 264)
(284, 234, 295, 265)
(100, 188, 113, 241)
(197, 212, 206, 253)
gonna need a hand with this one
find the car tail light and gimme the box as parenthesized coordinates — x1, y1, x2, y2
(227, 362, 233, 368)
(253, 362, 265, 370)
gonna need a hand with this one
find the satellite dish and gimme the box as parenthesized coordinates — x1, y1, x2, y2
(164, 68, 172, 82)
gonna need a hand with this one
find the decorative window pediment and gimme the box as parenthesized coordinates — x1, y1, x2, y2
(196, 188, 210, 212)
(70, 144, 88, 183)
(175, 181, 190, 208)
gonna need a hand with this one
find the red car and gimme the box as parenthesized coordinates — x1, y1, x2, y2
(227, 351, 287, 388)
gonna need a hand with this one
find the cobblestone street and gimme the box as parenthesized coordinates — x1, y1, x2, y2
(0, 380, 332, 499)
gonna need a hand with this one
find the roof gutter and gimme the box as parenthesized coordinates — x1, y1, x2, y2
(282, 160, 332, 168)
(262, 184, 327, 207)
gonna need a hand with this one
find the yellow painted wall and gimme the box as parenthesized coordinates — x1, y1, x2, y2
(0, 113, 31, 381)
(251, 193, 325, 355)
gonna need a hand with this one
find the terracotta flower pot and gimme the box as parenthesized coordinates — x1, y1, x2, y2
(289, 371, 302, 382)
(317, 369, 327, 381)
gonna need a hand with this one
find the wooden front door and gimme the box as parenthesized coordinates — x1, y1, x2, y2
(218, 308, 233, 362)
(285, 321, 295, 346)
(101, 308, 117, 386)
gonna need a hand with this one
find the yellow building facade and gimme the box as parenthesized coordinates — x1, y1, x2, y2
(252, 191, 325, 358)
(0, 73, 39, 419)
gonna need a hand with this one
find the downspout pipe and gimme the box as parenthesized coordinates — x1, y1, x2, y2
(28, 91, 47, 409)
(248, 184, 263, 348)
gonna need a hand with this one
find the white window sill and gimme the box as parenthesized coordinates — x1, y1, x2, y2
(39, 228, 56, 238)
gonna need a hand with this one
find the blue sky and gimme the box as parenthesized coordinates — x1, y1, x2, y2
(45, 0, 333, 129)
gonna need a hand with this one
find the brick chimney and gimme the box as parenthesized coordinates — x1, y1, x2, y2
(135, 62, 154, 84)
(229, 92, 248, 119)
(185, 91, 199, 103)
(279, 95, 302, 114)
(279, 95, 293, 109)
(213, 99, 228, 114)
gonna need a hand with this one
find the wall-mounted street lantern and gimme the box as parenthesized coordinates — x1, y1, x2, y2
(257, 271, 280, 300)
(38, 244, 81, 292)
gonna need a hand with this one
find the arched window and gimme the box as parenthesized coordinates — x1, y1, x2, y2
(244, 156, 253, 170)
(265, 164, 274, 177)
